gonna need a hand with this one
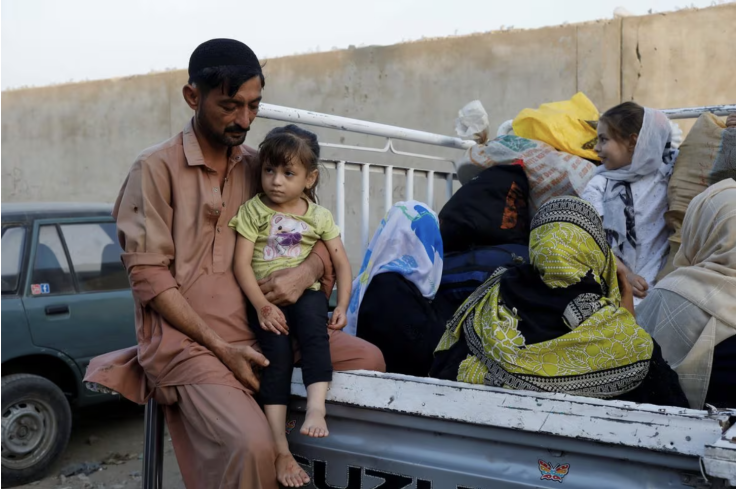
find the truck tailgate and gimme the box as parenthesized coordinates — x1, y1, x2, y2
(287, 371, 735, 489)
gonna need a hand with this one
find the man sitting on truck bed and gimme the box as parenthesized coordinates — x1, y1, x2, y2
(84, 39, 385, 489)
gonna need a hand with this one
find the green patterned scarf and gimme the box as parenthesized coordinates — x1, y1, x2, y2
(435, 197, 653, 398)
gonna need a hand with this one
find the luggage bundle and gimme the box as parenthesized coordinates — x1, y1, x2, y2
(440, 94, 606, 305)
(453, 93, 601, 212)
(657, 113, 730, 280)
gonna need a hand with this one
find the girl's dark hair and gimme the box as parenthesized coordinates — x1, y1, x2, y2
(600, 101, 645, 142)
(259, 125, 321, 203)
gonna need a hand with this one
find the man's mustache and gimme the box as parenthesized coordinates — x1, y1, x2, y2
(225, 125, 248, 133)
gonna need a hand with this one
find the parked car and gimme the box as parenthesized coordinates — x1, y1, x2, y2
(1, 202, 136, 486)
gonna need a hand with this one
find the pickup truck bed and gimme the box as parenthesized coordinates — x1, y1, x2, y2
(287, 371, 736, 489)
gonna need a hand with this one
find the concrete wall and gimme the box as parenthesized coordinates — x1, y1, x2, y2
(621, 5, 736, 135)
(3, 4, 735, 268)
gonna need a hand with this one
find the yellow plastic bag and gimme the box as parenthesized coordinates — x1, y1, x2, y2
(512, 92, 600, 161)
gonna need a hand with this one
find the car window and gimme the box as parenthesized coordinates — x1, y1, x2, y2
(32, 226, 75, 295)
(2, 227, 26, 294)
(60, 222, 128, 292)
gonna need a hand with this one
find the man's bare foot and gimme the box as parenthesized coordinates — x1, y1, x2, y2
(300, 408, 329, 438)
(275, 452, 310, 487)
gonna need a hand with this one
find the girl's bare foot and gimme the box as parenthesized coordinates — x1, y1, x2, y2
(300, 407, 329, 438)
(275, 452, 310, 487)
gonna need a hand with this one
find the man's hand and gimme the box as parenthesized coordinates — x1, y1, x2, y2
(257, 302, 289, 335)
(328, 305, 348, 331)
(726, 113, 736, 128)
(616, 267, 636, 317)
(214, 343, 270, 392)
(258, 263, 315, 306)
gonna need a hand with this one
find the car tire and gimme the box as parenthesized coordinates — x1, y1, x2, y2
(1, 374, 72, 487)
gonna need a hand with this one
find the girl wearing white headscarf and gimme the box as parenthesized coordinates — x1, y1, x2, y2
(581, 102, 678, 305)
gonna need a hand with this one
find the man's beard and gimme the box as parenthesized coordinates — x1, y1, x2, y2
(197, 111, 248, 147)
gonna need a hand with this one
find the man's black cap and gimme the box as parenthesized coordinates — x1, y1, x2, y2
(188, 39, 262, 77)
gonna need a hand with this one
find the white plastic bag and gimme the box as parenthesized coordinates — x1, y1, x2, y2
(455, 100, 490, 144)
(669, 120, 683, 150)
(496, 120, 515, 137)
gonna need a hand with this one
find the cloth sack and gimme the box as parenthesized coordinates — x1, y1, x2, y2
(666, 112, 726, 234)
(455, 135, 597, 212)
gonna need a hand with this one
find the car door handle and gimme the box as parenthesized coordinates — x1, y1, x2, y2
(45, 304, 70, 315)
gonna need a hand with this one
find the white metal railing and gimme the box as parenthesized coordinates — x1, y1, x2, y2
(258, 103, 736, 256)
(319, 159, 455, 256)
(258, 104, 471, 255)
(258, 104, 474, 151)
(661, 104, 736, 119)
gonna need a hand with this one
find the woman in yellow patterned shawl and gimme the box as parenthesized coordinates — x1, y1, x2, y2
(432, 197, 688, 406)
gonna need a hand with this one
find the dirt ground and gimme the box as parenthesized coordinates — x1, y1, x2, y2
(17, 401, 184, 489)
